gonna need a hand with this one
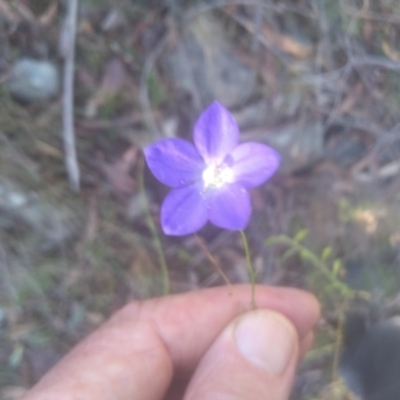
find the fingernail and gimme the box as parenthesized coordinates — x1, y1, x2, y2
(234, 310, 296, 375)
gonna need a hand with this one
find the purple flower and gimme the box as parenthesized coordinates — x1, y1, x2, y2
(144, 101, 280, 236)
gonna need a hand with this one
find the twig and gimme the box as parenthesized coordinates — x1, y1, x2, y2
(189, 230, 232, 268)
(195, 234, 232, 289)
(250, 0, 263, 54)
(322, 63, 353, 132)
(351, 55, 400, 71)
(62, 0, 80, 191)
(342, 4, 400, 24)
(300, 63, 350, 86)
(183, 0, 316, 22)
(0, 244, 18, 301)
(319, 112, 383, 138)
(0, 0, 20, 23)
(316, 0, 334, 71)
(226, 11, 294, 67)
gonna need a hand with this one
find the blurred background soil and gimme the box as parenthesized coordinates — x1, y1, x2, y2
(1, 0, 400, 398)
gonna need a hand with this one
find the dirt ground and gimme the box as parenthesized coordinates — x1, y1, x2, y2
(1, 0, 400, 399)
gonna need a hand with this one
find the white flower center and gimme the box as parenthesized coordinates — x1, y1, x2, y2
(202, 164, 234, 188)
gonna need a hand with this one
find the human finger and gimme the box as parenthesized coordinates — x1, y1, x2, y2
(21, 285, 319, 400)
(184, 310, 300, 400)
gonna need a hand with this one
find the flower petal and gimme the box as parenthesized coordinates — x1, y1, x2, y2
(230, 142, 280, 188)
(208, 183, 251, 230)
(193, 101, 239, 165)
(144, 139, 205, 188)
(161, 184, 208, 235)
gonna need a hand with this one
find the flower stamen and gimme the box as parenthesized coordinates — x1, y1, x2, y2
(202, 164, 234, 188)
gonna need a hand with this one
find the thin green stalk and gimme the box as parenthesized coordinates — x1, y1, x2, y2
(332, 299, 348, 382)
(293, 243, 351, 298)
(267, 235, 353, 299)
(138, 159, 170, 296)
(240, 230, 257, 308)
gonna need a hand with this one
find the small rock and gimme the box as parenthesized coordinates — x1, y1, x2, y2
(101, 8, 127, 32)
(264, 120, 325, 173)
(7, 58, 59, 102)
(162, 12, 256, 108)
(326, 132, 366, 168)
(0, 179, 78, 252)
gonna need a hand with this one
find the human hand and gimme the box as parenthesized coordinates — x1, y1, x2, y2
(21, 285, 319, 400)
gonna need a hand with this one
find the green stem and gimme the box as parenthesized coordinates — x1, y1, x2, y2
(240, 230, 257, 308)
(138, 159, 170, 296)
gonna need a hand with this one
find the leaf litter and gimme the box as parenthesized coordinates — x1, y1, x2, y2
(2, 1, 400, 399)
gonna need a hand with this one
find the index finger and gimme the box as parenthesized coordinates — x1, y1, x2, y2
(22, 285, 320, 400)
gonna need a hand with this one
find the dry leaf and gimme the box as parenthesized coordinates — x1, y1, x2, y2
(101, 8, 127, 32)
(85, 58, 127, 118)
(225, 10, 312, 58)
(38, 2, 58, 26)
(100, 146, 137, 194)
(262, 24, 312, 58)
(35, 140, 63, 159)
(382, 40, 400, 61)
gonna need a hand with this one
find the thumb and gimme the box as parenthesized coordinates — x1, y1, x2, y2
(184, 310, 300, 400)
